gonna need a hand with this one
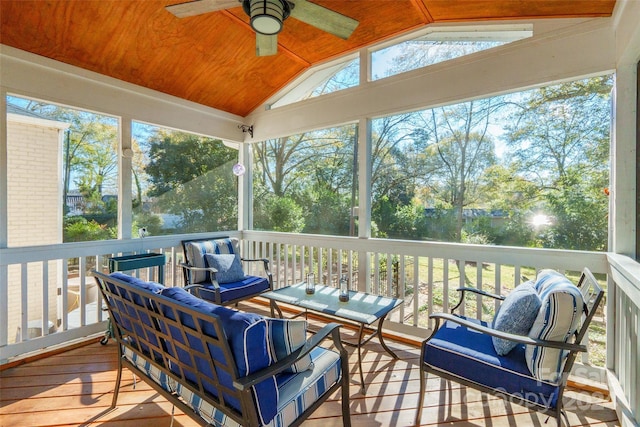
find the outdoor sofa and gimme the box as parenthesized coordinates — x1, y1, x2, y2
(93, 270, 351, 427)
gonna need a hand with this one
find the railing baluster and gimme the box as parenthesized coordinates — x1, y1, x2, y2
(316, 246, 322, 284)
(42, 261, 49, 336)
(373, 252, 379, 295)
(398, 255, 405, 320)
(428, 256, 434, 330)
(61, 260, 69, 330)
(20, 263, 28, 342)
(79, 257, 86, 326)
(413, 256, 419, 327)
(495, 263, 502, 314)
(476, 263, 483, 321)
(443, 258, 449, 313)
(458, 259, 465, 317)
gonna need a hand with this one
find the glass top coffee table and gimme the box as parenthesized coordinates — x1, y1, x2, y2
(262, 282, 403, 394)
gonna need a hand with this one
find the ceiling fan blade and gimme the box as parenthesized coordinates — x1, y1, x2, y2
(290, 0, 359, 40)
(256, 33, 278, 56)
(166, 0, 240, 18)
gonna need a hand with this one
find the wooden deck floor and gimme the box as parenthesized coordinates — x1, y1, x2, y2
(1, 305, 620, 427)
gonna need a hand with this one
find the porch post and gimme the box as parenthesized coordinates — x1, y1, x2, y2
(357, 117, 372, 292)
(238, 142, 252, 231)
(0, 86, 8, 349)
(611, 54, 638, 260)
(118, 118, 133, 240)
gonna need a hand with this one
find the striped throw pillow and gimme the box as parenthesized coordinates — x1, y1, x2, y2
(267, 319, 314, 373)
(526, 275, 584, 382)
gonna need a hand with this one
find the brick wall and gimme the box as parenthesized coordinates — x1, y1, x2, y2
(6, 115, 66, 342)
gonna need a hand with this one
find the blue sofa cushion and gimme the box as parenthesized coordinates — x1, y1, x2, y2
(158, 287, 277, 425)
(184, 238, 240, 284)
(122, 346, 176, 393)
(267, 319, 314, 373)
(204, 253, 246, 284)
(492, 281, 541, 355)
(424, 316, 561, 410)
(197, 275, 271, 304)
(110, 272, 164, 300)
(177, 346, 342, 427)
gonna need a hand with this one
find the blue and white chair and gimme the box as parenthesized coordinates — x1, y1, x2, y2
(180, 237, 272, 305)
(415, 268, 604, 426)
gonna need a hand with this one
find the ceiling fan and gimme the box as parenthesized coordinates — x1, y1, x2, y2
(166, 0, 359, 56)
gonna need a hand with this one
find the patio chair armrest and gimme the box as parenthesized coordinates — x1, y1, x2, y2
(241, 258, 269, 264)
(241, 258, 272, 276)
(455, 287, 506, 301)
(450, 287, 505, 313)
(233, 323, 344, 389)
(184, 283, 221, 293)
(240, 258, 273, 282)
(429, 313, 587, 352)
(179, 262, 217, 274)
(179, 263, 220, 289)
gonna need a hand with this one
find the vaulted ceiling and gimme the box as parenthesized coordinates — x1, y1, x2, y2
(0, 0, 616, 117)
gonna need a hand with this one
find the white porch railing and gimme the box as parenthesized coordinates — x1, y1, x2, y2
(606, 253, 640, 427)
(242, 231, 609, 340)
(0, 232, 237, 362)
(0, 230, 619, 395)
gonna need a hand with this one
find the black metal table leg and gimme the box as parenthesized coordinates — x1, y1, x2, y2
(356, 323, 366, 394)
(376, 314, 399, 359)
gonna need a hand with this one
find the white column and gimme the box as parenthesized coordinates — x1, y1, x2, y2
(0, 87, 7, 248)
(238, 142, 253, 231)
(118, 118, 133, 240)
(0, 87, 8, 349)
(611, 66, 638, 258)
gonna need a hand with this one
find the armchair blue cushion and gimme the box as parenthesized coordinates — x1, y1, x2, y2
(424, 317, 561, 409)
(197, 276, 271, 305)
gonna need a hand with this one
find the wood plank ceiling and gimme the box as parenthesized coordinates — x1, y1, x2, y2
(0, 0, 616, 117)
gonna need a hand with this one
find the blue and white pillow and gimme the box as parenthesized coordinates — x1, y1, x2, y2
(204, 253, 246, 284)
(492, 281, 541, 355)
(526, 277, 584, 382)
(267, 319, 313, 373)
(184, 238, 240, 284)
(533, 269, 571, 294)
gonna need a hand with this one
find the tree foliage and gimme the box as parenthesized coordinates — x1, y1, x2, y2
(253, 125, 357, 235)
(145, 130, 238, 233)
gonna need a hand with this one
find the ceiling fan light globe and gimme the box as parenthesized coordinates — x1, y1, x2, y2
(252, 15, 282, 35)
(245, 0, 289, 35)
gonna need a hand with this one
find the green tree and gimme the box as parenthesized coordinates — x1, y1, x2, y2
(419, 100, 501, 241)
(253, 125, 356, 235)
(504, 76, 612, 250)
(145, 130, 238, 233)
(254, 196, 305, 232)
(370, 114, 436, 238)
(64, 216, 116, 242)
